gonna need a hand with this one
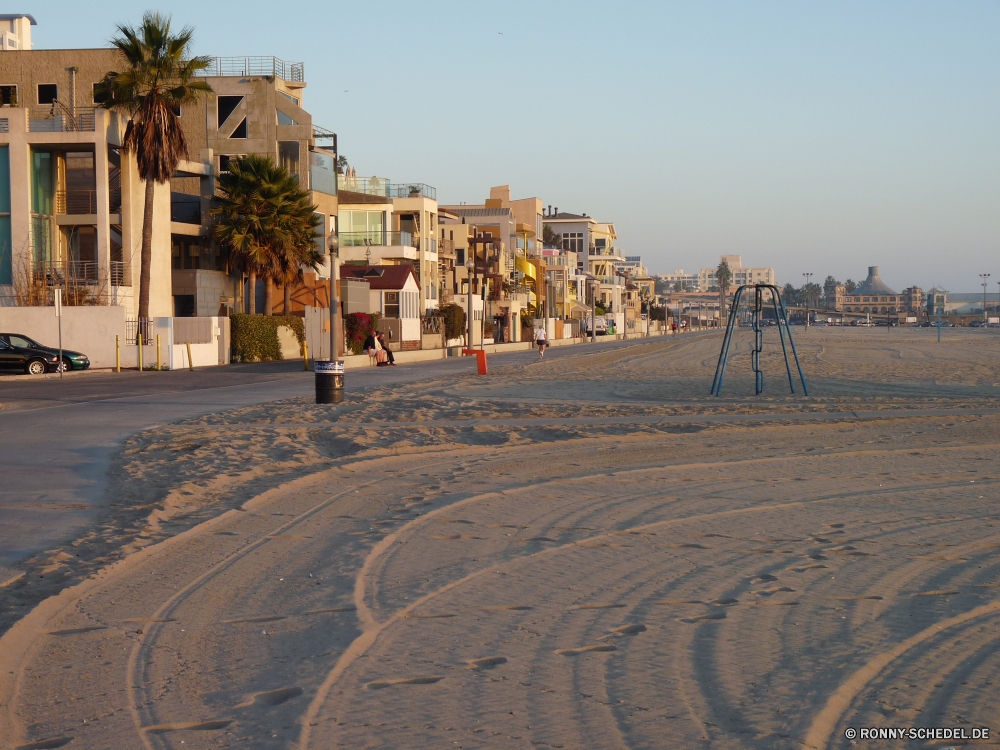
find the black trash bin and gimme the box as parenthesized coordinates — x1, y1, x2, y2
(315, 359, 345, 404)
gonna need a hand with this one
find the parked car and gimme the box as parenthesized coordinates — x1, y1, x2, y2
(0, 337, 61, 375)
(584, 316, 608, 335)
(968, 320, 985, 328)
(0, 333, 90, 372)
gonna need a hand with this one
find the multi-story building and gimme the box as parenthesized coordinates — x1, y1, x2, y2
(901, 286, 923, 314)
(0, 21, 339, 320)
(698, 255, 775, 290)
(0, 14, 34, 52)
(823, 280, 846, 310)
(658, 270, 700, 292)
(618, 255, 648, 278)
(841, 267, 901, 316)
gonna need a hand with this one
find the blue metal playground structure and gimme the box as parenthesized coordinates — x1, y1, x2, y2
(711, 284, 809, 397)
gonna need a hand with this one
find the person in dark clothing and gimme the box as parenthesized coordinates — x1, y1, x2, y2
(376, 332, 395, 365)
(363, 333, 388, 365)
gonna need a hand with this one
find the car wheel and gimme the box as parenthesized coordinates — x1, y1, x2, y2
(26, 359, 48, 376)
(56, 358, 72, 373)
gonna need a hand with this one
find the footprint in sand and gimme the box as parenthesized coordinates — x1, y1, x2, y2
(754, 574, 779, 582)
(303, 607, 356, 615)
(556, 645, 617, 656)
(403, 612, 455, 619)
(222, 616, 286, 624)
(835, 596, 884, 601)
(367, 676, 444, 690)
(667, 543, 709, 549)
(15, 739, 74, 750)
(481, 605, 532, 611)
(42, 627, 108, 636)
(468, 656, 507, 670)
(144, 720, 232, 734)
(571, 603, 626, 610)
(678, 611, 727, 623)
(754, 587, 795, 596)
(436, 519, 474, 525)
(523, 537, 556, 542)
(788, 563, 828, 572)
(655, 599, 706, 605)
(912, 590, 959, 597)
(431, 534, 484, 541)
(235, 686, 303, 708)
(603, 623, 647, 638)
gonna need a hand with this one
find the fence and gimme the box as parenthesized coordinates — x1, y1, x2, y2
(126, 317, 152, 345)
(27, 107, 96, 132)
(421, 316, 444, 335)
(197, 56, 304, 83)
(339, 230, 413, 247)
(173, 317, 213, 344)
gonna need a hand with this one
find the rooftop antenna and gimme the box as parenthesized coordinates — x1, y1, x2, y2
(711, 283, 808, 396)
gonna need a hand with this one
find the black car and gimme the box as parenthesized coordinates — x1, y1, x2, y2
(0, 333, 90, 373)
(0, 338, 60, 375)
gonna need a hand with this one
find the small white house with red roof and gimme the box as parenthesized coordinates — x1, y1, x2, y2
(340, 265, 422, 349)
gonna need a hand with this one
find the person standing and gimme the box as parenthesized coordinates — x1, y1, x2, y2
(535, 325, 548, 359)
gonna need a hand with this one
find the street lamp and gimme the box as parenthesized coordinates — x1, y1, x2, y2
(327, 228, 340, 362)
(802, 272, 813, 327)
(980, 273, 991, 322)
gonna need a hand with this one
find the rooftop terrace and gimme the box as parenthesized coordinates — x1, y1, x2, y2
(195, 56, 304, 83)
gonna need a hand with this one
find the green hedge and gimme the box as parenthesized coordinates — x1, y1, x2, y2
(230, 313, 306, 363)
(439, 303, 466, 341)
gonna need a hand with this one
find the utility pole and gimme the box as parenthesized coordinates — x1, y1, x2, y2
(802, 272, 813, 327)
(980, 273, 991, 323)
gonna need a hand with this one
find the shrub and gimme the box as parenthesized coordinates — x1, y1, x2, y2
(483, 321, 495, 337)
(439, 303, 466, 341)
(343, 312, 380, 354)
(230, 313, 305, 362)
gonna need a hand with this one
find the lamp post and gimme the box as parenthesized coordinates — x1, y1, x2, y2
(802, 272, 813, 327)
(980, 273, 991, 323)
(328, 228, 339, 361)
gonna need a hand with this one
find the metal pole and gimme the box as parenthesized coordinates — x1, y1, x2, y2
(590, 280, 596, 343)
(55, 288, 63, 379)
(467, 263, 473, 348)
(769, 286, 796, 394)
(776, 288, 808, 396)
(711, 285, 744, 395)
(156, 334, 161, 371)
(115, 334, 120, 373)
(980, 274, 990, 323)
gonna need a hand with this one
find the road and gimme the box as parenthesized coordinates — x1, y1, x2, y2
(0, 336, 664, 573)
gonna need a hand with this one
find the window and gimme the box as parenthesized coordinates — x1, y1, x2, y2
(37, 84, 57, 105)
(92, 83, 108, 104)
(561, 232, 583, 253)
(278, 141, 299, 175)
(229, 118, 247, 139)
(217, 96, 244, 127)
(0, 85, 17, 106)
(278, 90, 299, 107)
(277, 110, 298, 126)
(385, 292, 400, 318)
(218, 154, 245, 174)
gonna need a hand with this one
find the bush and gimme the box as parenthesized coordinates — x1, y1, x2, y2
(483, 321, 495, 337)
(439, 303, 466, 341)
(230, 313, 305, 362)
(343, 312, 380, 354)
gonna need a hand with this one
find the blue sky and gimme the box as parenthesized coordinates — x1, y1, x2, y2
(31, 1, 1000, 291)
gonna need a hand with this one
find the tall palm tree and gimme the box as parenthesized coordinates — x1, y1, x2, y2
(97, 13, 213, 328)
(716, 260, 732, 318)
(213, 155, 322, 315)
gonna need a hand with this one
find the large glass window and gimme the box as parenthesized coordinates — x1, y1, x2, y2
(309, 151, 336, 195)
(278, 141, 300, 178)
(340, 210, 384, 245)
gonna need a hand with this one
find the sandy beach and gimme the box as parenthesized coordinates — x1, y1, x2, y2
(2, 327, 999, 750)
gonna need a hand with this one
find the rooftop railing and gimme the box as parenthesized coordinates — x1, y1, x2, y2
(196, 56, 305, 83)
(28, 107, 96, 133)
(337, 175, 436, 201)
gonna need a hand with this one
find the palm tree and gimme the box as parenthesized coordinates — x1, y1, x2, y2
(213, 155, 322, 315)
(716, 260, 732, 317)
(97, 13, 213, 328)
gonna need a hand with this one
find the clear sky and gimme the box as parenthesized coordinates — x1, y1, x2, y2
(29, 1, 1000, 292)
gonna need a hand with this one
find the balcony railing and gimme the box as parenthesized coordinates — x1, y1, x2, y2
(28, 107, 97, 133)
(32, 259, 100, 285)
(55, 189, 123, 215)
(196, 56, 304, 83)
(337, 175, 436, 201)
(339, 230, 413, 247)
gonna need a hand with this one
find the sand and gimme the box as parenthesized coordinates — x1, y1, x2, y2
(1, 327, 998, 750)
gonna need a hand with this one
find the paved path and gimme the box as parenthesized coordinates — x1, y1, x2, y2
(0, 336, 666, 570)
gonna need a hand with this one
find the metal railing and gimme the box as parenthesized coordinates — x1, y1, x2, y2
(126, 317, 152, 346)
(55, 189, 123, 215)
(111, 260, 129, 286)
(33, 259, 100, 285)
(28, 107, 96, 132)
(196, 56, 305, 83)
(336, 175, 437, 201)
(421, 316, 444, 335)
(340, 230, 413, 247)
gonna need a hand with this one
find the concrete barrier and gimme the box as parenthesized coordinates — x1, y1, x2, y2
(0, 305, 126, 368)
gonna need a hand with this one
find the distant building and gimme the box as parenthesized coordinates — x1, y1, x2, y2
(698, 255, 775, 290)
(823, 279, 846, 310)
(658, 269, 700, 291)
(901, 286, 923, 313)
(841, 267, 900, 315)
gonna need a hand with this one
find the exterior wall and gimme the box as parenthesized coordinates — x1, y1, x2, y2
(171, 269, 237, 317)
(391, 195, 439, 313)
(0, 303, 125, 367)
(0, 48, 119, 112)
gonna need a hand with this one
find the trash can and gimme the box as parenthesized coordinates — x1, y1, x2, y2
(315, 359, 345, 404)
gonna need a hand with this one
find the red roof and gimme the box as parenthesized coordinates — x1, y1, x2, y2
(340, 265, 420, 291)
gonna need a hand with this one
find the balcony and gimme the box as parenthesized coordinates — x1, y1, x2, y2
(340, 230, 413, 247)
(28, 107, 96, 132)
(196, 56, 304, 83)
(309, 151, 337, 196)
(336, 175, 436, 201)
(56, 189, 122, 215)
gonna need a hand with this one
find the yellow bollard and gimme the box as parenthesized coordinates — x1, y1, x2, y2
(137, 337, 143, 372)
(156, 334, 161, 371)
(303, 339, 309, 370)
(185, 342, 194, 371)
(115, 335, 121, 373)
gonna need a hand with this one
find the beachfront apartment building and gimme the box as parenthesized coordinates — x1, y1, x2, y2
(698, 256, 775, 290)
(0, 20, 339, 319)
(336, 174, 438, 315)
(659, 270, 701, 291)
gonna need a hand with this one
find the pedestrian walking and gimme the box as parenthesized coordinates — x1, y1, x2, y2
(535, 326, 548, 359)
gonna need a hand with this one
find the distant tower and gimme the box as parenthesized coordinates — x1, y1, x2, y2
(0, 15, 36, 51)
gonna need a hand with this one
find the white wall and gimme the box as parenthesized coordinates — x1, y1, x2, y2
(0, 305, 126, 368)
